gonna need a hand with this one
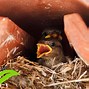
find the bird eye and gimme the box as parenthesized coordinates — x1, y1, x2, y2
(50, 42, 55, 46)
(42, 32, 47, 36)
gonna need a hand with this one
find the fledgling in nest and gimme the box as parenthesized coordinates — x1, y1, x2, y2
(37, 28, 66, 68)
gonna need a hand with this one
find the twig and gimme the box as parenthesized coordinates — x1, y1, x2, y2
(46, 78, 89, 87)
(78, 71, 87, 79)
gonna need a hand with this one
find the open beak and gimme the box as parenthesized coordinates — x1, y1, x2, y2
(37, 43, 52, 58)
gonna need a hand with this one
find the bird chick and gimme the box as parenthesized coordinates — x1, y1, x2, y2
(37, 29, 66, 68)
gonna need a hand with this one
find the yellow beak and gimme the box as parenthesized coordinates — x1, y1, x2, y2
(37, 43, 52, 58)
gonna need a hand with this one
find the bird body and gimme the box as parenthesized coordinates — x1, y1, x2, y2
(37, 29, 66, 68)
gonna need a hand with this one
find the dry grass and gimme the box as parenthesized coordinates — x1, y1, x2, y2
(0, 56, 89, 89)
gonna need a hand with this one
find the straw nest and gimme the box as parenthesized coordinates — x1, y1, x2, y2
(0, 56, 89, 89)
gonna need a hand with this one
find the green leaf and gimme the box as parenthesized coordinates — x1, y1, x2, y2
(0, 70, 20, 84)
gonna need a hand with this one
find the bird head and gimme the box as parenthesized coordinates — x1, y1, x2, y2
(41, 28, 62, 41)
(37, 38, 62, 59)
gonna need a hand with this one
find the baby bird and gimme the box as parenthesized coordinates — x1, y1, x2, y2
(37, 28, 66, 68)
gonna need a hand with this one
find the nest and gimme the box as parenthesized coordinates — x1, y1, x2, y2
(0, 56, 89, 89)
